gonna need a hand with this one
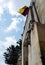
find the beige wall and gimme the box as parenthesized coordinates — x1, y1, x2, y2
(22, 0, 45, 65)
(17, 54, 22, 65)
(22, 9, 31, 65)
(35, 0, 45, 23)
(31, 23, 42, 65)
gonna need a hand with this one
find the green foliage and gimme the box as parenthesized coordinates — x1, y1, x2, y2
(17, 39, 22, 50)
(4, 45, 19, 65)
(4, 39, 22, 65)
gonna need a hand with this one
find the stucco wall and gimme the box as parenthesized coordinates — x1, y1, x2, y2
(22, 9, 31, 65)
(31, 23, 42, 65)
(35, 0, 45, 23)
(22, 1, 45, 65)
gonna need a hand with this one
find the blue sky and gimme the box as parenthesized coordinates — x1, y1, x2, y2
(0, 0, 31, 65)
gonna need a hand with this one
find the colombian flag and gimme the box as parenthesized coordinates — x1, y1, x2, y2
(19, 6, 29, 16)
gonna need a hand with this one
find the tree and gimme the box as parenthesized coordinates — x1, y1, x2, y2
(4, 39, 22, 65)
(4, 45, 19, 65)
(17, 39, 22, 50)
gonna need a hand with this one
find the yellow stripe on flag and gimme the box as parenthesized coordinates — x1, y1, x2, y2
(19, 6, 28, 14)
(19, 6, 29, 16)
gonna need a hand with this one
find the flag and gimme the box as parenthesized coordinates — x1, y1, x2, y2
(19, 6, 29, 16)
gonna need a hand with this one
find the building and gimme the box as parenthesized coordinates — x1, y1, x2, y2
(17, 53, 22, 65)
(22, 0, 45, 65)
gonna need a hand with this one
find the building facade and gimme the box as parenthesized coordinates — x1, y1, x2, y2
(22, 0, 45, 65)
